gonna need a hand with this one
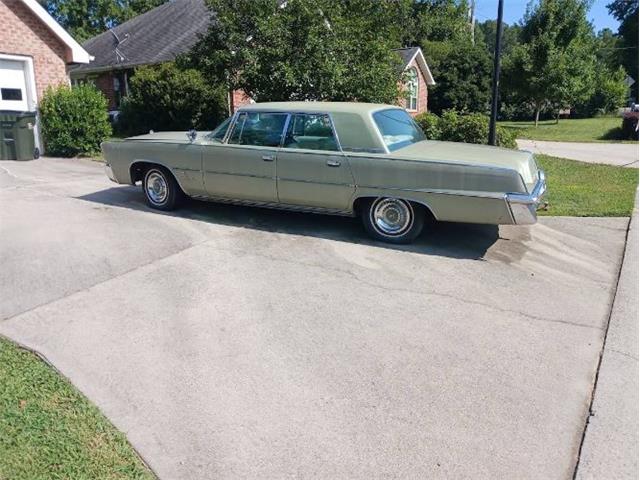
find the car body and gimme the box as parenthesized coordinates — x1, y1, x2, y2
(102, 102, 546, 243)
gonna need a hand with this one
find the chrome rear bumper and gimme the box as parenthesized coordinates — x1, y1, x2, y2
(506, 170, 547, 225)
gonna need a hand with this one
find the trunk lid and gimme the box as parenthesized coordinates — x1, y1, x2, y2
(389, 140, 539, 190)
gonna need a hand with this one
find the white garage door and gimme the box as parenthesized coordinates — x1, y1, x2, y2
(0, 59, 29, 111)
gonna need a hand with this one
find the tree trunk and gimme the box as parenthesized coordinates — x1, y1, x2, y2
(555, 111, 560, 124)
(534, 108, 540, 127)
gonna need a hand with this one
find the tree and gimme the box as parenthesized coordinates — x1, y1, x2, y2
(607, 0, 638, 98)
(477, 20, 522, 57)
(187, 0, 410, 104)
(502, 0, 596, 125)
(594, 28, 622, 71)
(404, 0, 471, 45)
(426, 41, 492, 114)
(40, 0, 165, 42)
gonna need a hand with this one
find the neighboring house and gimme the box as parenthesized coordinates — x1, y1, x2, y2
(69, 0, 252, 115)
(71, 0, 435, 118)
(0, 0, 91, 149)
(394, 46, 435, 116)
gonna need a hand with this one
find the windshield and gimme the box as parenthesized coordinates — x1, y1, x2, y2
(208, 117, 232, 142)
(372, 109, 426, 152)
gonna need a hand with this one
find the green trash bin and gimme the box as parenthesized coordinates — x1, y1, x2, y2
(0, 111, 38, 161)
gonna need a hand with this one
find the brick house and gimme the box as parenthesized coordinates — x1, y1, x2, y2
(0, 0, 91, 149)
(395, 47, 435, 116)
(71, 0, 435, 119)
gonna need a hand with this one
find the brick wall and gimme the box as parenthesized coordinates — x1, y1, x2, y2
(398, 57, 429, 117)
(229, 88, 252, 114)
(0, 0, 70, 102)
(92, 72, 117, 110)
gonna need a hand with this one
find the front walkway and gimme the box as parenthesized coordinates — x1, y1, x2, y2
(517, 139, 639, 168)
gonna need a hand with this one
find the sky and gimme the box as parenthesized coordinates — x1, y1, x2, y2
(473, 0, 620, 32)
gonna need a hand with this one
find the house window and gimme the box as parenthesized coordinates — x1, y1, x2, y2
(1, 88, 23, 101)
(405, 67, 418, 111)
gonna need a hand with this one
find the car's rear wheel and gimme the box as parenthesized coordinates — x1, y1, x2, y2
(142, 166, 180, 211)
(361, 197, 425, 243)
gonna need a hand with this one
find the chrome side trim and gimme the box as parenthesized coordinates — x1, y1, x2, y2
(190, 194, 355, 217)
(203, 170, 276, 180)
(278, 177, 354, 187)
(356, 184, 509, 200)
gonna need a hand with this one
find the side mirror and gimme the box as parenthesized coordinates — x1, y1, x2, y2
(187, 129, 197, 143)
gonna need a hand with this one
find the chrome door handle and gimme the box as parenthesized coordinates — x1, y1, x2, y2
(262, 154, 275, 162)
(326, 159, 341, 167)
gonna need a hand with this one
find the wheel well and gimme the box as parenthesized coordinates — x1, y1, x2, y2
(353, 196, 436, 221)
(130, 161, 159, 185)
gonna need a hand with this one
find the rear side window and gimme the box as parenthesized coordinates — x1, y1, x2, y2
(228, 112, 288, 147)
(373, 108, 425, 152)
(283, 113, 339, 151)
(1, 88, 22, 101)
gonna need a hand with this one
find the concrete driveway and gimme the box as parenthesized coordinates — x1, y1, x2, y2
(517, 139, 639, 167)
(0, 158, 630, 479)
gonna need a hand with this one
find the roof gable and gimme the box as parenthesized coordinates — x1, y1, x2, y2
(18, 0, 91, 63)
(73, 0, 210, 73)
(394, 47, 435, 85)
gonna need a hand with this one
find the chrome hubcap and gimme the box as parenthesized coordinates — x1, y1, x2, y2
(146, 171, 168, 204)
(371, 198, 413, 236)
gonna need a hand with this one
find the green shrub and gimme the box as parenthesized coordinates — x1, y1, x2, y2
(433, 110, 517, 149)
(39, 84, 111, 157)
(119, 63, 227, 135)
(414, 112, 441, 140)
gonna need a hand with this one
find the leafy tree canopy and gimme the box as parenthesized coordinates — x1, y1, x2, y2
(40, 0, 165, 42)
(425, 40, 492, 114)
(607, 0, 638, 96)
(476, 20, 522, 57)
(187, 0, 410, 104)
(502, 0, 596, 124)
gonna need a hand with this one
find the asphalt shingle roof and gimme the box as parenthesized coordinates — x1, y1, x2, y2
(72, 0, 211, 73)
(394, 47, 421, 72)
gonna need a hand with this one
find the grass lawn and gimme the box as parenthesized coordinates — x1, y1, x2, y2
(499, 117, 637, 143)
(0, 337, 155, 480)
(537, 154, 638, 217)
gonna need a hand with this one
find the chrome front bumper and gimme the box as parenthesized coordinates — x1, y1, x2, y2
(105, 163, 117, 183)
(506, 170, 547, 225)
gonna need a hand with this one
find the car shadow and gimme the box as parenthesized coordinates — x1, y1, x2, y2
(76, 185, 502, 260)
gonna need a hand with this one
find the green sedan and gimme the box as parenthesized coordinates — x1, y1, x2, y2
(102, 102, 546, 244)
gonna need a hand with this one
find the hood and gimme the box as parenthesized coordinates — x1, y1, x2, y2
(125, 131, 212, 144)
(390, 140, 539, 188)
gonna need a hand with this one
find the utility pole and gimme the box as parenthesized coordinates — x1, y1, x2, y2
(469, 0, 476, 44)
(488, 0, 503, 146)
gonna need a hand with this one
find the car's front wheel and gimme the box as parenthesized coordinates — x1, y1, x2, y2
(142, 166, 180, 211)
(361, 197, 425, 244)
